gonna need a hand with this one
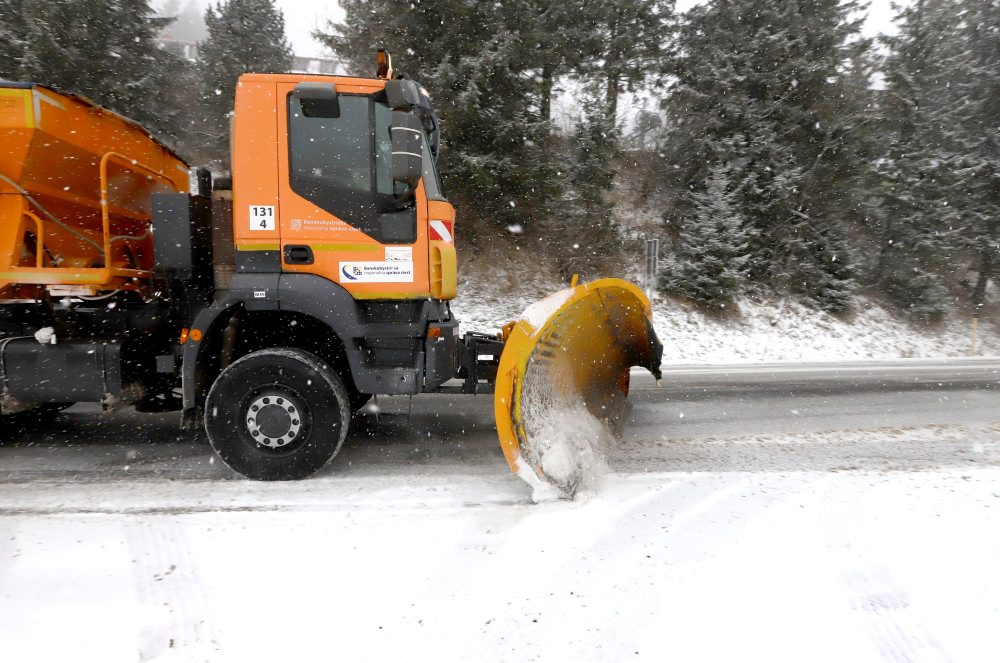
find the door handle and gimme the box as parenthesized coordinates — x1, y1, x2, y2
(283, 245, 314, 265)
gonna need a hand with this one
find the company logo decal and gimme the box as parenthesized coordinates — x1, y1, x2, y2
(339, 261, 414, 283)
(341, 264, 364, 281)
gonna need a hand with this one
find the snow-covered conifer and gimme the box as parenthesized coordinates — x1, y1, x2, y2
(873, 0, 960, 320)
(660, 0, 874, 312)
(583, 0, 672, 126)
(944, 0, 1000, 312)
(12, 0, 184, 140)
(198, 0, 292, 166)
(661, 162, 752, 306)
(318, 0, 559, 239)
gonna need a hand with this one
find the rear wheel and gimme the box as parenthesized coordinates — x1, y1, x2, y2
(0, 403, 72, 440)
(204, 348, 351, 480)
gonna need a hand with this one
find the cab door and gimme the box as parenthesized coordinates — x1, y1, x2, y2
(231, 78, 283, 275)
(275, 80, 431, 299)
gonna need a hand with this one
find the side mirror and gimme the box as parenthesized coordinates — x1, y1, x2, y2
(385, 79, 421, 111)
(292, 82, 339, 118)
(391, 112, 423, 199)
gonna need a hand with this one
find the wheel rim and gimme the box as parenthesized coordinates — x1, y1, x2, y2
(244, 390, 307, 450)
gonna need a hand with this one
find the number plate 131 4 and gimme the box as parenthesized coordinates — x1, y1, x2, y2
(250, 205, 275, 231)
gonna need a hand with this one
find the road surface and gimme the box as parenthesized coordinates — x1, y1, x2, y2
(1, 358, 997, 484)
(1, 359, 998, 661)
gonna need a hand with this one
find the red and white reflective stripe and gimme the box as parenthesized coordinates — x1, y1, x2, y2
(429, 220, 453, 243)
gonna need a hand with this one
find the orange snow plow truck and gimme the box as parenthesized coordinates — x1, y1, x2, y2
(0, 52, 661, 496)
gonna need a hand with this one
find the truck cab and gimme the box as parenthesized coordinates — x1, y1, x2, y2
(178, 65, 497, 480)
(230, 73, 455, 301)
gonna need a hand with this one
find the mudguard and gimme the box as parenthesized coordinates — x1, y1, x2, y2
(494, 278, 663, 499)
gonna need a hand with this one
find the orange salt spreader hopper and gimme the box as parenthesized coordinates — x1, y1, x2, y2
(0, 82, 189, 300)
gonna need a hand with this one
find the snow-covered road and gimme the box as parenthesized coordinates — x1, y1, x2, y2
(3, 468, 999, 662)
(1, 364, 999, 661)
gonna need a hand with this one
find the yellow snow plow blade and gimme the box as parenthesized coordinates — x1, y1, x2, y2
(494, 278, 663, 498)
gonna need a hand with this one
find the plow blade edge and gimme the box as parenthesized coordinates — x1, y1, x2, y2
(494, 278, 663, 498)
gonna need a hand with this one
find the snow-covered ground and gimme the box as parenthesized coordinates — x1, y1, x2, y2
(452, 270, 1000, 362)
(3, 457, 999, 661)
(3, 391, 1000, 662)
(647, 297, 1000, 363)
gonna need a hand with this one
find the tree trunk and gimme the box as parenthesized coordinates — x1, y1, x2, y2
(540, 63, 554, 124)
(972, 247, 993, 313)
(606, 71, 618, 124)
(604, 11, 620, 126)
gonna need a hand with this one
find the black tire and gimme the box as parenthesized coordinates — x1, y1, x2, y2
(0, 411, 32, 440)
(204, 348, 351, 480)
(0, 403, 72, 439)
(37, 403, 74, 414)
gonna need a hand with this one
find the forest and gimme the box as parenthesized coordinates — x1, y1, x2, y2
(1, 0, 997, 320)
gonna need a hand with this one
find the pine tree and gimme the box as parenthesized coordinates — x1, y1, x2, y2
(556, 109, 619, 277)
(660, 0, 875, 312)
(661, 162, 752, 306)
(877, 0, 1000, 317)
(0, 0, 27, 80)
(9, 0, 184, 141)
(319, 0, 477, 79)
(317, 0, 559, 239)
(433, 32, 560, 237)
(198, 0, 292, 166)
(494, 1, 591, 125)
(587, 0, 673, 126)
(944, 0, 1000, 313)
(571, 114, 617, 218)
(630, 107, 663, 151)
(874, 0, 960, 320)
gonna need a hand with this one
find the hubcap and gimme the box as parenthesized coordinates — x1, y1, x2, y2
(245, 393, 303, 449)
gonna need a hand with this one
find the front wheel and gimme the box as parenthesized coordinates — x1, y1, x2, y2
(204, 348, 351, 480)
(347, 388, 373, 413)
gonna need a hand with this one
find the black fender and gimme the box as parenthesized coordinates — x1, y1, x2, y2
(181, 273, 449, 426)
(180, 274, 279, 426)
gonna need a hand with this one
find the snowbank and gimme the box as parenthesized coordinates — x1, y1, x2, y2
(451, 274, 1000, 363)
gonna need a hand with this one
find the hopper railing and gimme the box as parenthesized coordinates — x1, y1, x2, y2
(98, 151, 178, 276)
(22, 210, 45, 268)
(1, 153, 181, 294)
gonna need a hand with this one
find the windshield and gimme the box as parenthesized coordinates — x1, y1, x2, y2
(420, 130, 444, 200)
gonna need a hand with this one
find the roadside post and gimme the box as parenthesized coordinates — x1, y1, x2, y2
(644, 237, 660, 296)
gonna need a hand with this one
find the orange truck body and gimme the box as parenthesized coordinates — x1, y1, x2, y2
(232, 74, 457, 301)
(0, 83, 188, 299)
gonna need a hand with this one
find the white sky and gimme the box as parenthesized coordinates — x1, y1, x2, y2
(171, 1, 342, 57)
(274, 1, 343, 57)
